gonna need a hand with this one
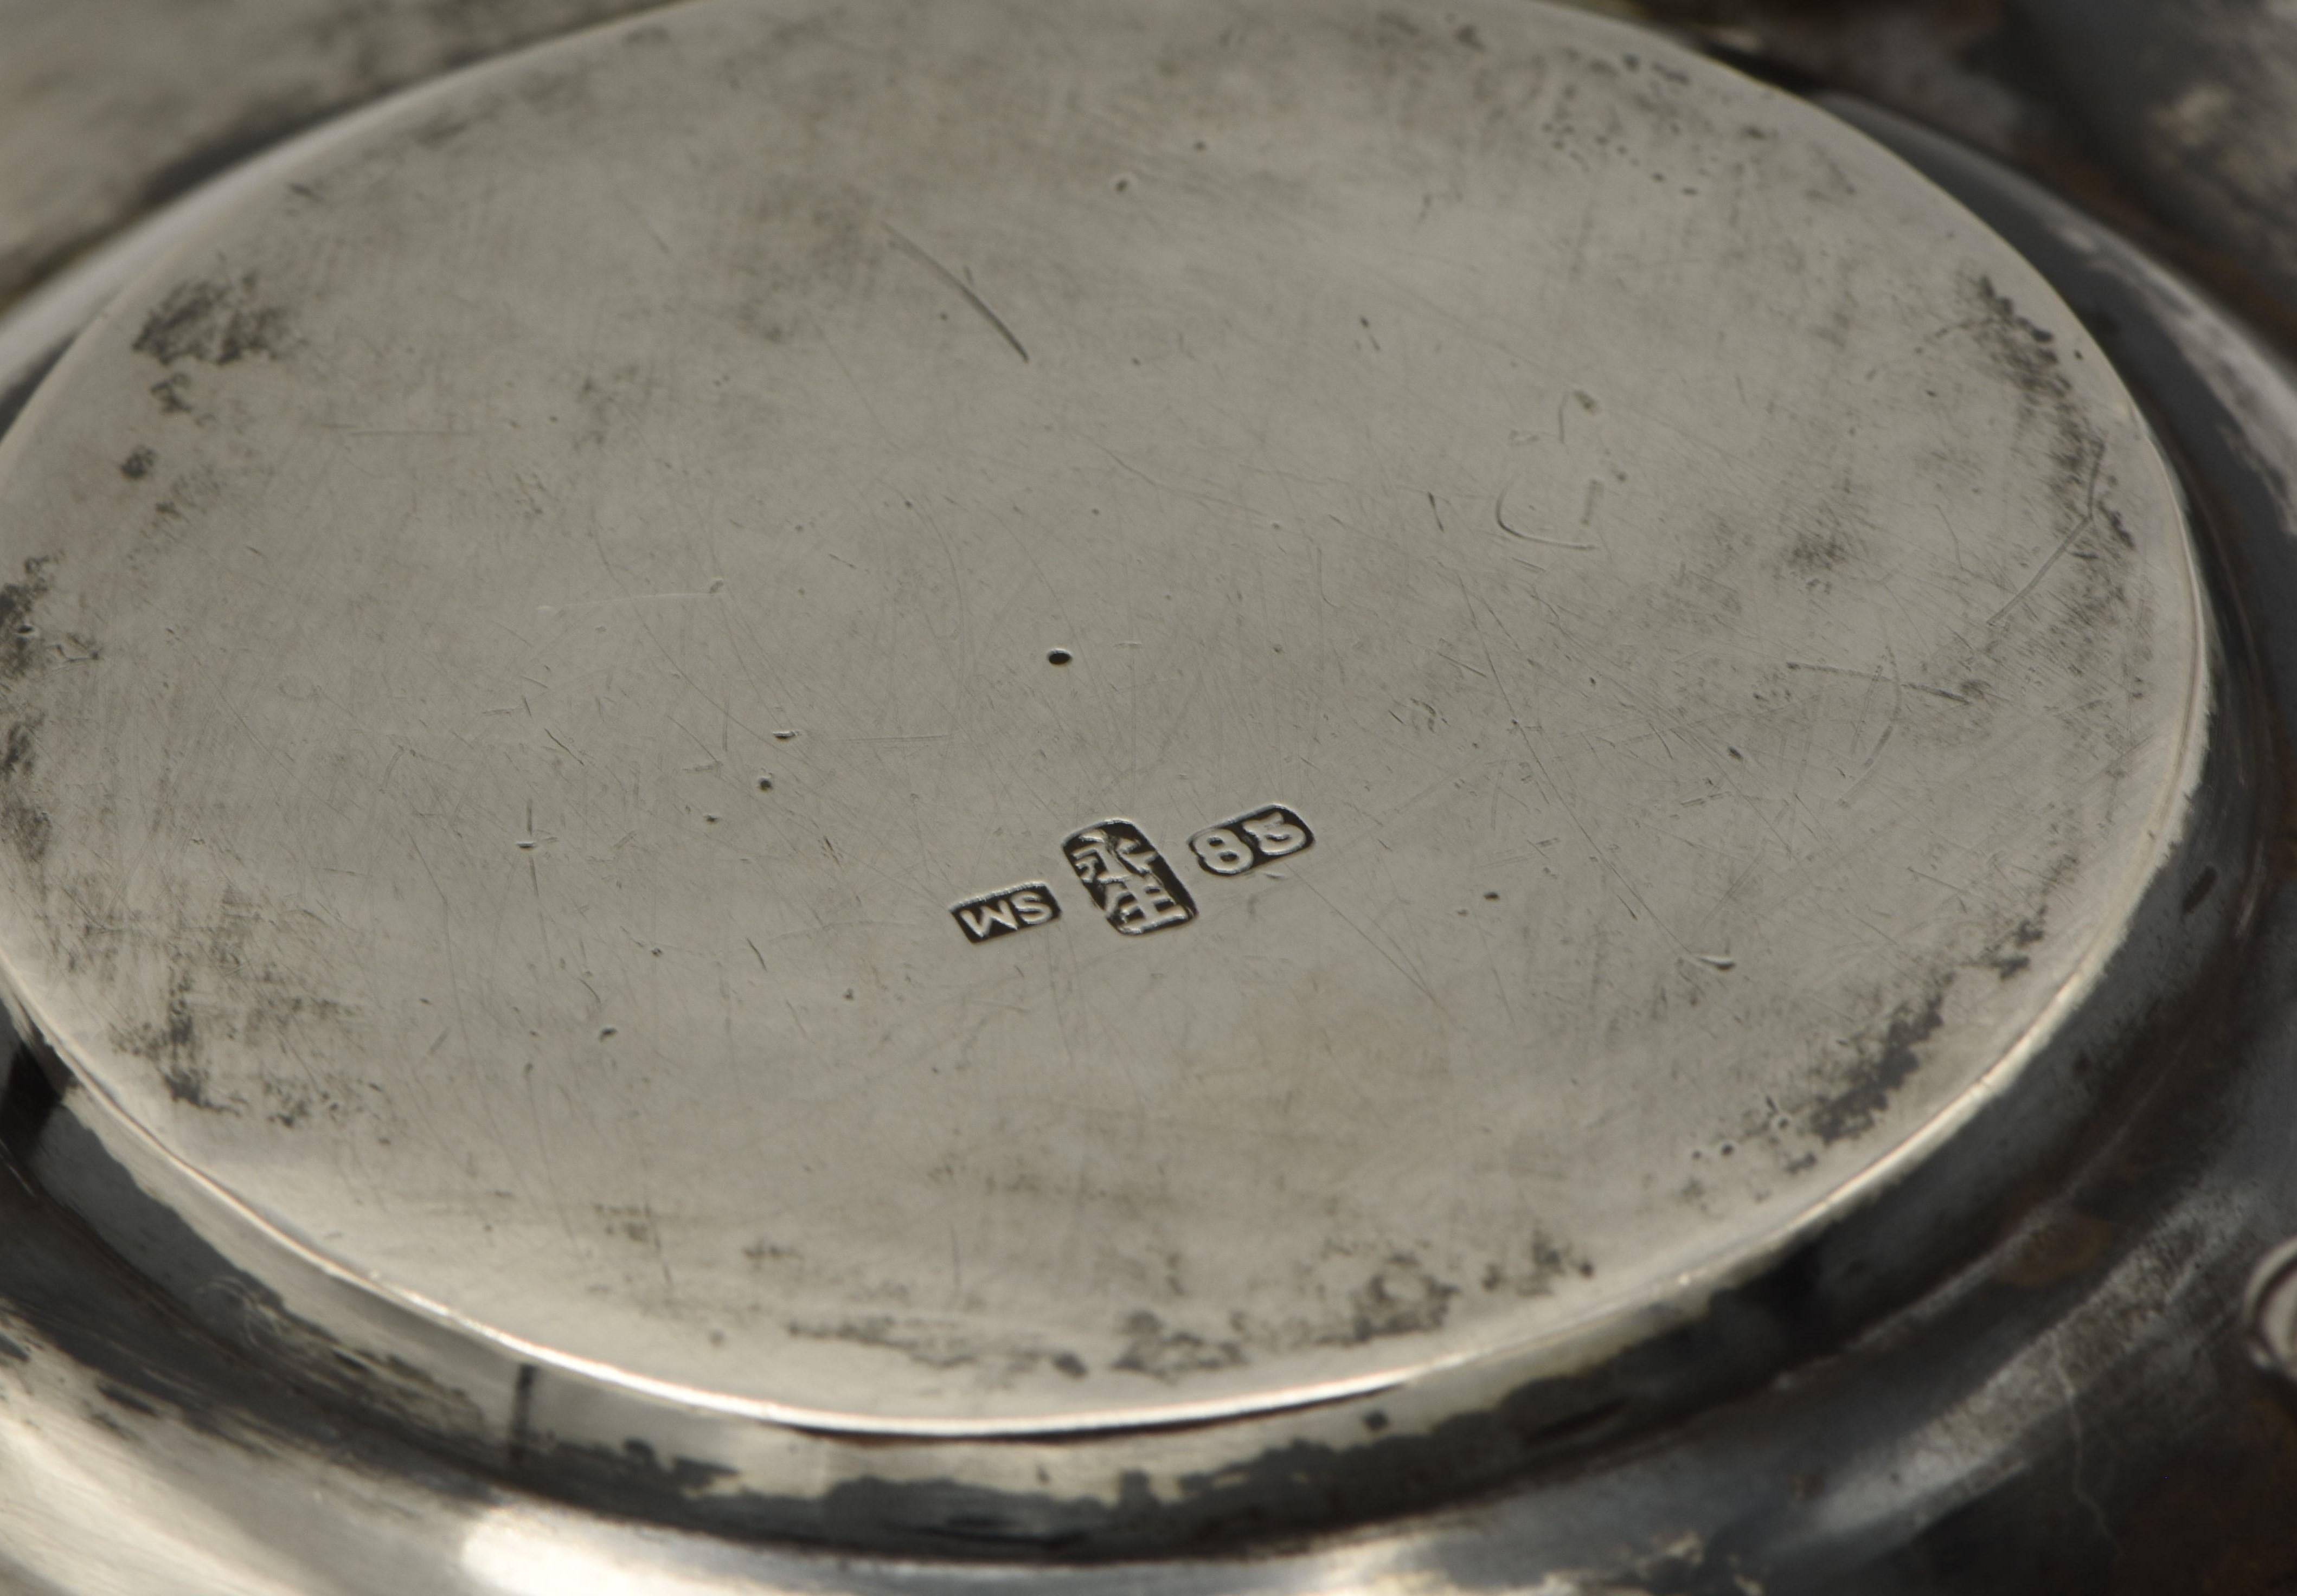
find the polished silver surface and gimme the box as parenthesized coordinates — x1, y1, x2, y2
(2246, 1235, 2297, 1385)
(0, 0, 2228, 1532)
(2014, 0, 2297, 319)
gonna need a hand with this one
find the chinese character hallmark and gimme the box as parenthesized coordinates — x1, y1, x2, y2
(1062, 820, 1197, 936)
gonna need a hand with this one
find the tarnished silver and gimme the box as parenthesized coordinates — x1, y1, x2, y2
(0, 0, 2234, 1539)
(0, 0, 673, 305)
(2, 0, 2297, 1589)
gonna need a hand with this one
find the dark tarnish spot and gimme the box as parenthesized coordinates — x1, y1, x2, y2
(1334, 1256, 1459, 1343)
(1112, 1310, 1246, 1381)
(1482, 1230, 1594, 1296)
(1784, 526, 1849, 577)
(1965, 275, 2132, 665)
(596, 1204, 651, 1244)
(132, 274, 290, 367)
(1976, 276, 2061, 353)
(0, 721, 33, 781)
(0, 716, 49, 867)
(1795, 909, 2046, 1144)
(113, 973, 236, 1114)
(120, 972, 197, 1063)
(162, 1067, 222, 1110)
(0, 558, 54, 680)
(261, 1077, 312, 1128)
(120, 448, 156, 480)
(1789, 531, 1846, 571)
(1969, 276, 2083, 460)
(1807, 988, 1948, 1144)
(106, 890, 361, 1123)
(786, 1316, 1089, 1382)
(1984, 917, 2046, 980)
(150, 374, 194, 414)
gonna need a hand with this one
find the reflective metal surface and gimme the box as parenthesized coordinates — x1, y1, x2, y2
(2, 2, 2297, 1591)
(2015, 0, 2297, 321)
(0, 0, 2238, 1538)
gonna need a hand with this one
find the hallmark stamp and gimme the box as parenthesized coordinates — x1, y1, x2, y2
(1062, 821, 1197, 936)
(1188, 805, 1315, 877)
(950, 883, 1061, 944)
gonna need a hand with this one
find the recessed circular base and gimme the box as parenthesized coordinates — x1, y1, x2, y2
(0, 0, 2213, 1510)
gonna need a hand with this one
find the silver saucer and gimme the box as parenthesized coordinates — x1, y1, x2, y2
(0, 0, 2244, 1555)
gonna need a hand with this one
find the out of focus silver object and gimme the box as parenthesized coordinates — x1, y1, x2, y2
(3, 2, 2297, 1591)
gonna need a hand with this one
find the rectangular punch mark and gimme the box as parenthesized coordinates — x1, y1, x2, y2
(1062, 821, 1196, 935)
(951, 883, 1061, 944)
(1188, 805, 1315, 877)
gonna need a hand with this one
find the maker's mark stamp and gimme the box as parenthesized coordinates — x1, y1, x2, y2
(950, 883, 1061, 944)
(1189, 806, 1314, 877)
(1063, 821, 1197, 936)
(951, 805, 1311, 945)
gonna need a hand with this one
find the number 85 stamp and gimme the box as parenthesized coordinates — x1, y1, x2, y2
(1187, 805, 1315, 878)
